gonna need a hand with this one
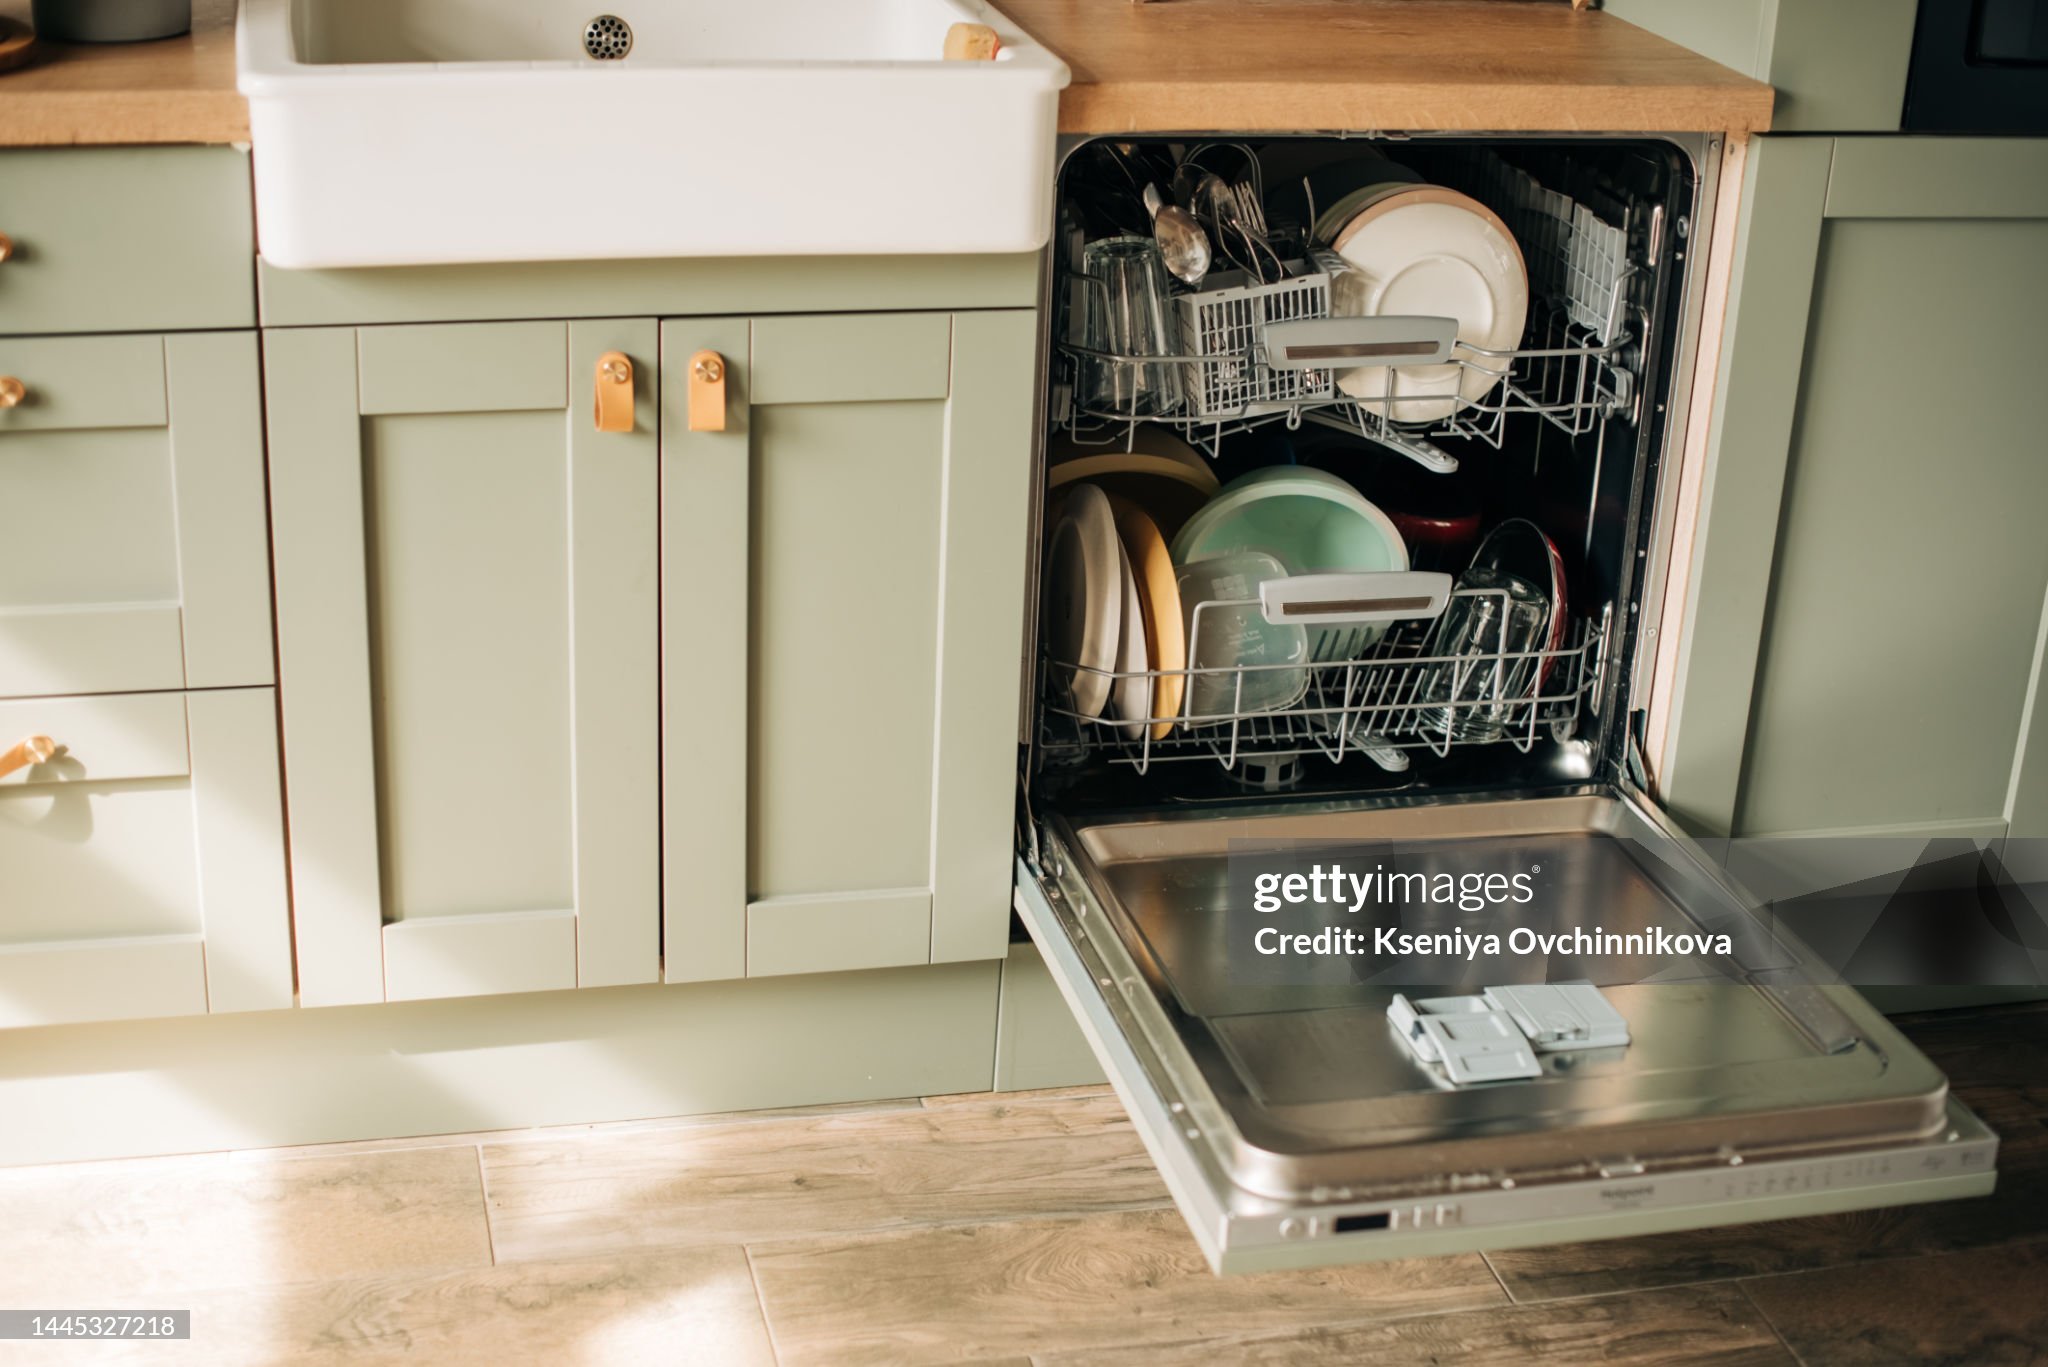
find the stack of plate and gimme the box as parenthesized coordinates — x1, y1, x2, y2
(1044, 483, 1188, 741)
(1303, 159, 1530, 425)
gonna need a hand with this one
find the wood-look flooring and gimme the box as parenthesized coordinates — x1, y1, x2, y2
(2, 1001, 2043, 1365)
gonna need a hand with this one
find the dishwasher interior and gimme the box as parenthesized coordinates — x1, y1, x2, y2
(1014, 133, 1999, 1273)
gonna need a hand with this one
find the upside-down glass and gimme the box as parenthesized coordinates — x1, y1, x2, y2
(1076, 235, 1184, 418)
(1410, 565, 1551, 744)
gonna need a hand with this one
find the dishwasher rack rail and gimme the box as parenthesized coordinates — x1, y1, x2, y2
(1039, 598, 1608, 779)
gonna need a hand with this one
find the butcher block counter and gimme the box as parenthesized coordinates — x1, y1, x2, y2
(998, 0, 1774, 135)
(0, 0, 1771, 148)
(0, 0, 244, 145)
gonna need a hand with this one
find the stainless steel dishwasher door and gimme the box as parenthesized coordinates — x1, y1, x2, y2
(1013, 785, 1999, 1274)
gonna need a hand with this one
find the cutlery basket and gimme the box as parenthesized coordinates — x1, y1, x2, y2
(1173, 265, 1336, 420)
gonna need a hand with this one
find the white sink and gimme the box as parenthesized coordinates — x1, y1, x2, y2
(237, 0, 1067, 269)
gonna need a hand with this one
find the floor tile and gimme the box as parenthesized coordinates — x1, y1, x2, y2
(1033, 1282, 1793, 1367)
(748, 1207, 1505, 1366)
(0, 1144, 492, 1302)
(482, 1088, 1167, 1263)
(1742, 1241, 2048, 1366)
(82, 1245, 773, 1367)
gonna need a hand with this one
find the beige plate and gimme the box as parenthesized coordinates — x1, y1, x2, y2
(1109, 496, 1184, 740)
(1328, 186, 1529, 422)
(1050, 428, 1220, 541)
(1049, 427, 1220, 493)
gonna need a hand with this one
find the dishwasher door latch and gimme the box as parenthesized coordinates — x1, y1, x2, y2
(1390, 983, 1631, 1086)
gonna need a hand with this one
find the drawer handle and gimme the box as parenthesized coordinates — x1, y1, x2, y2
(593, 351, 634, 433)
(0, 233, 13, 264)
(0, 735, 56, 781)
(0, 377, 23, 409)
(688, 350, 727, 432)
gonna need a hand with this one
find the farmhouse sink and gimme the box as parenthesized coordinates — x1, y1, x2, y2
(236, 0, 1067, 268)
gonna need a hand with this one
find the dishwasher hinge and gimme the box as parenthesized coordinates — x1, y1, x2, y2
(1017, 773, 1046, 878)
(1624, 709, 1652, 794)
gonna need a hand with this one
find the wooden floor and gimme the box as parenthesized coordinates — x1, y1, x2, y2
(3, 1001, 2044, 1365)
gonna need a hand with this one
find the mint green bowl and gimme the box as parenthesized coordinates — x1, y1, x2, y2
(1171, 467, 1409, 660)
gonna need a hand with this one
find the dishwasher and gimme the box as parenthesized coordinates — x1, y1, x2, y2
(1011, 132, 1999, 1274)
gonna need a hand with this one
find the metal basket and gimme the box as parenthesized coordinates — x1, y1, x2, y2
(1039, 590, 1606, 777)
(1173, 264, 1335, 420)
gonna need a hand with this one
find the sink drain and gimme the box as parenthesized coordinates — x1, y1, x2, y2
(583, 14, 633, 59)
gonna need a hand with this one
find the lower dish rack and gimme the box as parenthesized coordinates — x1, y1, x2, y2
(1039, 593, 1608, 778)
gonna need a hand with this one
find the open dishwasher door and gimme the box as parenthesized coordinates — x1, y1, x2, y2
(1013, 784, 1999, 1275)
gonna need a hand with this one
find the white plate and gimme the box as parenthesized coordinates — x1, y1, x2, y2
(1109, 538, 1152, 737)
(1327, 188, 1529, 424)
(1044, 483, 1122, 719)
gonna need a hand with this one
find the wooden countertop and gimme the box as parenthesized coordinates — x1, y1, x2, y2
(0, 0, 246, 146)
(0, 0, 1770, 151)
(998, 0, 1774, 135)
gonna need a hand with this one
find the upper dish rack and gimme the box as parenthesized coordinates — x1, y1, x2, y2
(1039, 591, 1610, 779)
(1052, 148, 1652, 469)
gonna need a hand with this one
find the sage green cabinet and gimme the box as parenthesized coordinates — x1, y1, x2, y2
(266, 320, 660, 1007)
(1606, 0, 1917, 132)
(660, 310, 1036, 982)
(0, 147, 257, 335)
(1663, 139, 2048, 864)
(0, 331, 274, 697)
(0, 687, 292, 1028)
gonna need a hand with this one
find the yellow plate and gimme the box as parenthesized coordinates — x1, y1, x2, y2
(1109, 495, 1184, 740)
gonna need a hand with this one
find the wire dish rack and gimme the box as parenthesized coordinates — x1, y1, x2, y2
(1039, 592, 1608, 777)
(1053, 149, 1650, 467)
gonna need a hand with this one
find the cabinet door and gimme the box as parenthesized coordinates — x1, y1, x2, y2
(266, 321, 659, 1006)
(0, 331, 273, 697)
(1664, 139, 2048, 865)
(661, 311, 1036, 981)
(0, 688, 292, 1027)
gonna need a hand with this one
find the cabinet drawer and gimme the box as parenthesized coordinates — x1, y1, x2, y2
(0, 691, 188, 788)
(0, 688, 293, 1027)
(0, 147, 256, 336)
(0, 331, 274, 697)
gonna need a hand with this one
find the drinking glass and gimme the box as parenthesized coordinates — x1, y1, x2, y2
(1076, 235, 1183, 418)
(1410, 565, 1550, 743)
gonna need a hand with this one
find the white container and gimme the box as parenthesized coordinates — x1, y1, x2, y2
(236, 0, 1068, 269)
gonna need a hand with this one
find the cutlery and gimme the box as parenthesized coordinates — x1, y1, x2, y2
(1142, 183, 1212, 286)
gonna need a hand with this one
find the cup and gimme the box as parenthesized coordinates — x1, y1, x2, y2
(1076, 236, 1183, 418)
(1411, 564, 1550, 744)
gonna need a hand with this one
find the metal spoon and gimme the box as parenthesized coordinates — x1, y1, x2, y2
(1142, 183, 1211, 287)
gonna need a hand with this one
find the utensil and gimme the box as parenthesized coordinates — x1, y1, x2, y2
(1076, 236, 1184, 419)
(1221, 180, 1281, 284)
(1141, 183, 1212, 287)
(1194, 174, 1274, 285)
